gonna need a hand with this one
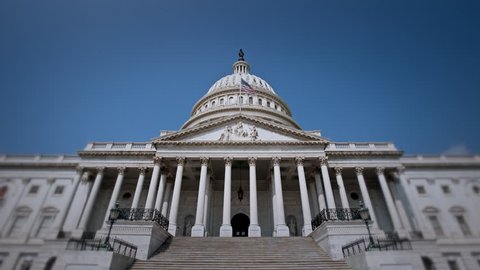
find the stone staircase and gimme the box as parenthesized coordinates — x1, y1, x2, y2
(130, 237, 351, 270)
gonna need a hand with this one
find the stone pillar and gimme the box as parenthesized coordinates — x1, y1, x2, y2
(220, 157, 233, 237)
(248, 157, 261, 237)
(78, 167, 104, 230)
(314, 172, 327, 211)
(376, 167, 404, 234)
(356, 167, 378, 229)
(335, 167, 350, 209)
(131, 167, 146, 209)
(295, 157, 313, 236)
(319, 157, 335, 209)
(192, 157, 209, 237)
(308, 181, 320, 216)
(203, 171, 211, 234)
(154, 172, 167, 211)
(161, 181, 172, 217)
(271, 173, 278, 236)
(168, 157, 185, 236)
(104, 167, 126, 223)
(57, 167, 83, 233)
(272, 157, 289, 237)
(145, 157, 162, 209)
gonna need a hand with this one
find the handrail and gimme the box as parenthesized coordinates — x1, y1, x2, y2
(311, 208, 361, 230)
(117, 208, 169, 230)
(342, 237, 412, 258)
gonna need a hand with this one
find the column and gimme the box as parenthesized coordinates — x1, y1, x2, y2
(203, 171, 211, 234)
(131, 167, 146, 209)
(161, 181, 172, 217)
(355, 167, 378, 229)
(314, 172, 327, 211)
(335, 167, 350, 209)
(271, 174, 278, 236)
(295, 157, 313, 236)
(154, 172, 167, 211)
(104, 167, 126, 223)
(60, 166, 88, 232)
(78, 167, 104, 230)
(220, 157, 233, 237)
(319, 157, 336, 209)
(168, 157, 185, 236)
(376, 167, 404, 233)
(192, 157, 209, 237)
(272, 157, 289, 237)
(248, 157, 261, 237)
(145, 157, 162, 209)
(308, 181, 320, 216)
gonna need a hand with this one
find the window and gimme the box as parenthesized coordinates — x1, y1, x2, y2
(211, 101, 216, 107)
(239, 96, 244, 104)
(455, 215, 472, 236)
(249, 97, 253, 104)
(416, 185, 426, 194)
(266, 100, 271, 107)
(441, 185, 451, 194)
(36, 215, 55, 238)
(219, 98, 224, 105)
(28, 185, 39, 194)
(53, 186, 64, 195)
(258, 98, 263, 105)
(428, 215, 444, 236)
(421, 257, 436, 270)
(473, 185, 479, 195)
(229, 97, 234, 104)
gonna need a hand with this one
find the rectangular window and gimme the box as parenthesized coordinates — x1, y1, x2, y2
(416, 185, 426, 194)
(447, 260, 460, 270)
(428, 215, 444, 236)
(455, 215, 472, 236)
(258, 98, 262, 105)
(36, 215, 55, 238)
(442, 185, 451, 194)
(9, 216, 27, 238)
(28, 185, 39, 194)
(53, 186, 64, 195)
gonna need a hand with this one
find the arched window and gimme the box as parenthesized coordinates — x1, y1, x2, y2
(258, 98, 263, 105)
(449, 206, 471, 236)
(249, 97, 253, 104)
(220, 98, 224, 105)
(229, 97, 234, 104)
(211, 101, 216, 107)
(423, 206, 443, 236)
(239, 96, 244, 104)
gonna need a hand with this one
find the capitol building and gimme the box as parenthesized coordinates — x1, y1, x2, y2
(0, 52, 479, 270)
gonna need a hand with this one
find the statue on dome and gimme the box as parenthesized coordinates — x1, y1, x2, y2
(238, 49, 245, 61)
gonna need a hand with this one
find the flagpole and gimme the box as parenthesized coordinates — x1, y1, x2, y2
(239, 77, 242, 115)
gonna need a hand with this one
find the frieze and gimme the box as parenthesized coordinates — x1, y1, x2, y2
(218, 121, 259, 142)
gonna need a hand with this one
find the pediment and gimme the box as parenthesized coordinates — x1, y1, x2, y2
(153, 115, 328, 144)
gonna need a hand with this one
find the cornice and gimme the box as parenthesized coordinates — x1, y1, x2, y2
(154, 140, 327, 146)
(78, 151, 155, 157)
(159, 114, 326, 143)
(327, 151, 404, 157)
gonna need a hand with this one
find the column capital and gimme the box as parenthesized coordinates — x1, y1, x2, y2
(295, 157, 305, 166)
(355, 167, 364, 175)
(376, 167, 385, 175)
(335, 167, 343, 175)
(153, 156, 162, 165)
(139, 167, 147, 175)
(248, 157, 257, 166)
(96, 167, 105, 174)
(319, 156, 328, 166)
(176, 157, 186, 166)
(224, 157, 233, 166)
(272, 157, 281, 166)
(200, 157, 209, 166)
(75, 166, 84, 174)
(81, 171, 91, 183)
(117, 167, 126, 175)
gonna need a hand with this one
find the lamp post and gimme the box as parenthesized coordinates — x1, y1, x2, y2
(358, 201, 377, 250)
(104, 202, 120, 250)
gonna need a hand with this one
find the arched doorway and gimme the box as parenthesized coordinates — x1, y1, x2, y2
(231, 213, 249, 237)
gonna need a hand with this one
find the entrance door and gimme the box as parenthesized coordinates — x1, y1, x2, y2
(231, 213, 249, 237)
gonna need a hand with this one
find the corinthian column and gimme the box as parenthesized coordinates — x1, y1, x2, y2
(192, 157, 209, 237)
(296, 157, 313, 236)
(272, 157, 289, 237)
(78, 167, 104, 230)
(220, 157, 233, 237)
(131, 167, 146, 209)
(319, 157, 336, 209)
(248, 157, 261, 237)
(168, 157, 185, 236)
(356, 167, 378, 229)
(104, 167, 126, 223)
(376, 167, 403, 233)
(145, 157, 162, 209)
(335, 167, 350, 209)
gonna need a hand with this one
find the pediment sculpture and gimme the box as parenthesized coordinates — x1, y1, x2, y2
(218, 121, 259, 141)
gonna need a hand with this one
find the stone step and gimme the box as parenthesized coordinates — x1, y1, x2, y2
(129, 237, 351, 270)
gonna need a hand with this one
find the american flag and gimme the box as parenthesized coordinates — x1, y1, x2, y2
(240, 79, 256, 94)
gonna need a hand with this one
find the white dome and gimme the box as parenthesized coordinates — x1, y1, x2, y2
(206, 73, 276, 95)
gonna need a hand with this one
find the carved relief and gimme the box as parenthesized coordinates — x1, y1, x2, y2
(218, 122, 260, 141)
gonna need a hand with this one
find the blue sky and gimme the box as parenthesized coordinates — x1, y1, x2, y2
(0, 0, 479, 155)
